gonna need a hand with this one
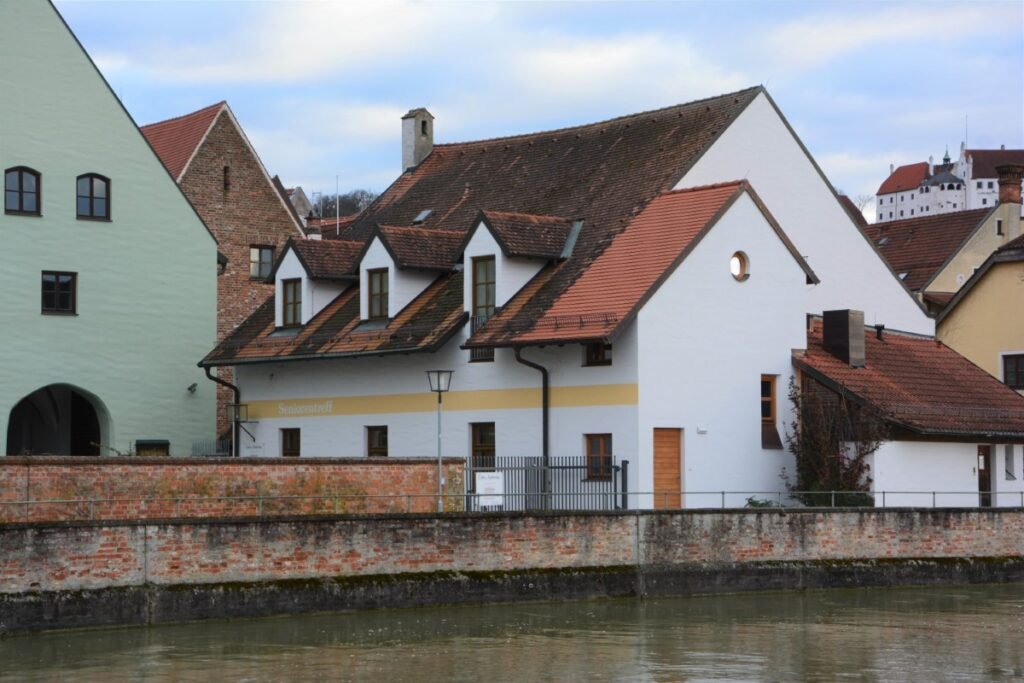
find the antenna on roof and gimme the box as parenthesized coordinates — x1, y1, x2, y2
(335, 175, 340, 236)
(964, 114, 968, 149)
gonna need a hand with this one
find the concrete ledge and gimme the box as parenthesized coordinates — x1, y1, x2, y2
(4, 557, 1023, 635)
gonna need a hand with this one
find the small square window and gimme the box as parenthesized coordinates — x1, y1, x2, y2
(982, 198, 988, 206)
(367, 426, 388, 457)
(988, 181, 994, 189)
(977, 181, 983, 189)
(250, 246, 274, 279)
(281, 428, 301, 457)
(1004, 355, 1024, 390)
(41, 271, 76, 314)
(583, 343, 612, 366)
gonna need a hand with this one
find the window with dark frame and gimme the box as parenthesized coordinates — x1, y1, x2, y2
(5, 167, 40, 215)
(761, 375, 776, 423)
(282, 278, 302, 327)
(584, 342, 612, 366)
(367, 426, 388, 457)
(585, 434, 613, 480)
(76, 174, 109, 219)
(471, 422, 496, 470)
(41, 271, 76, 314)
(1005, 355, 1024, 390)
(250, 245, 274, 279)
(368, 268, 389, 320)
(470, 256, 496, 362)
(281, 428, 301, 457)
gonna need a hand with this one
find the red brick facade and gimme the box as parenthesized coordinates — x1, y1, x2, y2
(0, 457, 465, 523)
(169, 107, 301, 436)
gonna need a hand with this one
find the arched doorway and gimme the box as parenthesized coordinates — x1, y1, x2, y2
(6, 385, 107, 456)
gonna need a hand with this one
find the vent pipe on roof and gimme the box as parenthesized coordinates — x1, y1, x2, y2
(823, 310, 866, 368)
(402, 108, 434, 171)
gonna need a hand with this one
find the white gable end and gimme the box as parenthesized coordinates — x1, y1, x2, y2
(462, 221, 544, 315)
(678, 92, 932, 335)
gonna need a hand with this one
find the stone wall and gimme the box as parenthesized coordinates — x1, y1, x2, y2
(0, 457, 465, 522)
(2, 508, 1023, 632)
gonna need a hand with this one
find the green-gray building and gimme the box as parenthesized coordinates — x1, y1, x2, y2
(0, 0, 217, 456)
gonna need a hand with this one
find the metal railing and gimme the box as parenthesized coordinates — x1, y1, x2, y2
(2, 489, 1019, 524)
(466, 455, 628, 512)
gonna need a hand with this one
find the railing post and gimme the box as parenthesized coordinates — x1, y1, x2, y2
(620, 460, 629, 511)
(258, 496, 263, 517)
(721, 491, 725, 509)
(932, 491, 936, 508)
(831, 491, 835, 508)
(882, 490, 886, 507)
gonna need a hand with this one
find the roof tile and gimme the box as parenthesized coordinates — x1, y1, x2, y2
(141, 102, 224, 179)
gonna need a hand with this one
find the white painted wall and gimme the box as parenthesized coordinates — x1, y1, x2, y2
(359, 238, 437, 319)
(679, 92, 932, 334)
(462, 224, 544, 313)
(273, 249, 346, 326)
(869, 441, 1000, 507)
(636, 191, 808, 508)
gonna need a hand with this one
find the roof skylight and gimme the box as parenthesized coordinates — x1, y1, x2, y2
(413, 209, 432, 224)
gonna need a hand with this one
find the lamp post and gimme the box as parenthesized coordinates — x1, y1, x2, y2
(426, 370, 453, 513)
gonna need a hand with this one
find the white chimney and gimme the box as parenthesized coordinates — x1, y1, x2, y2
(402, 108, 434, 171)
(889, 163, 894, 175)
(928, 155, 934, 176)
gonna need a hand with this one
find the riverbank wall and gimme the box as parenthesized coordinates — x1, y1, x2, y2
(2, 508, 1023, 633)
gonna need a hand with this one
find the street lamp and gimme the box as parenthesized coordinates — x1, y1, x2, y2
(426, 370, 454, 512)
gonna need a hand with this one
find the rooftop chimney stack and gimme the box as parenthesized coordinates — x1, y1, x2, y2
(822, 310, 866, 368)
(995, 163, 1023, 206)
(402, 108, 434, 171)
(928, 155, 934, 176)
(306, 224, 322, 241)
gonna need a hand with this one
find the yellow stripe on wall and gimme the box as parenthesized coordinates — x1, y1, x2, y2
(246, 384, 638, 419)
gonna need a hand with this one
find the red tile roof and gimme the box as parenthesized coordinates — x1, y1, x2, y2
(286, 239, 362, 280)
(374, 225, 466, 270)
(966, 149, 1024, 178)
(140, 102, 224, 180)
(795, 319, 1024, 439)
(468, 182, 816, 346)
(860, 208, 990, 291)
(477, 211, 576, 260)
(877, 162, 929, 195)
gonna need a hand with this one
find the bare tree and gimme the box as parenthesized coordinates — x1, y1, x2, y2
(315, 189, 378, 218)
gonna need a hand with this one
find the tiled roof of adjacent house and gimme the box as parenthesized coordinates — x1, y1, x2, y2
(860, 208, 990, 291)
(286, 239, 363, 280)
(966, 149, 1024, 178)
(794, 319, 1024, 438)
(140, 101, 224, 180)
(202, 273, 466, 366)
(877, 162, 930, 195)
(374, 225, 467, 270)
(477, 211, 577, 260)
(936, 230, 1024, 324)
(467, 182, 816, 346)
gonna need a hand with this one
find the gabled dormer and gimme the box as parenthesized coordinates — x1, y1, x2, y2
(268, 236, 361, 328)
(460, 210, 581, 323)
(356, 224, 463, 321)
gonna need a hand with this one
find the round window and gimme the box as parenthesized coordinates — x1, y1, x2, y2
(730, 251, 749, 281)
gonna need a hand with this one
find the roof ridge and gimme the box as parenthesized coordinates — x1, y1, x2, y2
(140, 100, 226, 130)
(660, 180, 746, 196)
(433, 86, 763, 149)
(807, 315, 936, 341)
(483, 209, 573, 221)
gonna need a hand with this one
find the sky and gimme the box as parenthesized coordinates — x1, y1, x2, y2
(56, 0, 1024, 222)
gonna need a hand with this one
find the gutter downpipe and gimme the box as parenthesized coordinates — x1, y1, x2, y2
(204, 366, 240, 458)
(513, 347, 550, 505)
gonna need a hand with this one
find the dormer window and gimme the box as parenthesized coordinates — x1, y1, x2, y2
(472, 256, 496, 321)
(368, 268, 389, 320)
(5, 167, 41, 215)
(584, 343, 612, 366)
(282, 278, 302, 327)
(76, 174, 109, 220)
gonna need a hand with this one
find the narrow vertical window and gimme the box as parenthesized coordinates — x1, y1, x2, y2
(281, 428, 300, 457)
(282, 278, 302, 327)
(41, 271, 77, 314)
(5, 167, 41, 215)
(471, 422, 496, 470)
(368, 268, 389, 320)
(761, 375, 783, 449)
(367, 426, 388, 457)
(250, 246, 274, 279)
(585, 434, 613, 480)
(76, 174, 110, 219)
(470, 256, 496, 361)
(1004, 355, 1024, 390)
(223, 166, 231, 191)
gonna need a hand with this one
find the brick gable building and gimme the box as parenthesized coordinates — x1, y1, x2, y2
(142, 102, 303, 440)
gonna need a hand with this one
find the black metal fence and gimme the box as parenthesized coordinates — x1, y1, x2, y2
(466, 455, 629, 512)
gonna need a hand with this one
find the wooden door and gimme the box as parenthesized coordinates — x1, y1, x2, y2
(978, 445, 992, 507)
(653, 428, 682, 509)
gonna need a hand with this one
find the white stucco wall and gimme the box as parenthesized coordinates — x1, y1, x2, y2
(679, 92, 932, 335)
(869, 441, 1024, 507)
(359, 238, 437, 319)
(636, 191, 809, 508)
(462, 225, 544, 313)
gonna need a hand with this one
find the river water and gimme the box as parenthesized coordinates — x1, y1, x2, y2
(2, 584, 1024, 682)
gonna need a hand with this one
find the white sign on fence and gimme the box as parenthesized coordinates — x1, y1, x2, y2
(475, 471, 505, 507)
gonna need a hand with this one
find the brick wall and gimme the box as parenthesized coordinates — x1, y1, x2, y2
(178, 111, 301, 436)
(0, 457, 465, 522)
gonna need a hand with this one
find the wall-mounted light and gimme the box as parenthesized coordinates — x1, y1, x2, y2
(187, 383, 198, 394)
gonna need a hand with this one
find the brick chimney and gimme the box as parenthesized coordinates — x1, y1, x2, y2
(402, 108, 434, 171)
(996, 163, 1023, 206)
(822, 310, 866, 368)
(305, 224, 322, 241)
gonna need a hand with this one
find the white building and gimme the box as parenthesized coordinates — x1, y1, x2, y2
(876, 145, 1024, 223)
(204, 88, 987, 509)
